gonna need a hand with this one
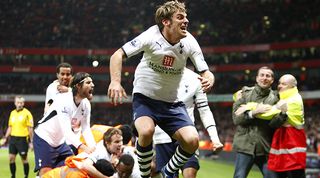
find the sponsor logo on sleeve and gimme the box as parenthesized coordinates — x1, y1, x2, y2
(130, 39, 140, 47)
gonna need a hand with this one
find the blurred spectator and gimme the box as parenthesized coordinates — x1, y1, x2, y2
(0, 0, 319, 48)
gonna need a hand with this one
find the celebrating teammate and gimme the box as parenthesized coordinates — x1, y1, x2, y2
(33, 72, 96, 176)
(107, 1, 214, 178)
(87, 127, 140, 178)
(44, 62, 72, 114)
(153, 68, 223, 178)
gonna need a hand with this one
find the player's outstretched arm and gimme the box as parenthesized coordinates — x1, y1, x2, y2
(108, 48, 128, 106)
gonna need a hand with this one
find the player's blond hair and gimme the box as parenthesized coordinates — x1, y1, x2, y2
(155, 0, 186, 30)
(103, 127, 122, 144)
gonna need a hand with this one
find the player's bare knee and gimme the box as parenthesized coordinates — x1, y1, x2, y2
(185, 130, 199, 143)
(138, 126, 154, 139)
(135, 116, 155, 137)
(188, 135, 199, 151)
(183, 168, 197, 178)
(137, 125, 155, 142)
(181, 135, 199, 152)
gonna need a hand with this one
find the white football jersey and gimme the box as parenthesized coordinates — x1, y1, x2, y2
(45, 80, 60, 105)
(88, 140, 112, 163)
(122, 25, 209, 102)
(45, 80, 71, 111)
(35, 92, 95, 148)
(89, 144, 141, 178)
(153, 68, 217, 144)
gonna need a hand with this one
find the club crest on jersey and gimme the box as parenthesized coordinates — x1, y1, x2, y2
(184, 84, 189, 93)
(62, 107, 68, 114)
(162, 55, 175, 67)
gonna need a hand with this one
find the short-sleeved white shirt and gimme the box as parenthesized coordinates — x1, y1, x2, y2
(89, 144, 141, 178)
(45, 80, 60, 105)
(88, 140, 111, 163)
(122, 25, 209, 102)
(45, 80, 71, 109)
(35, 92, 95, 148)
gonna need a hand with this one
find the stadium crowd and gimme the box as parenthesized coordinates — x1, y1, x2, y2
(1, 47, 320, 66)
(0, 0, 319, 48)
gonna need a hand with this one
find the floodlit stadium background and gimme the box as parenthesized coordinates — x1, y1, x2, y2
(0, 0, 319, 177)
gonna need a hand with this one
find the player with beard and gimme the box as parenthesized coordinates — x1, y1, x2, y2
(33, 72, 96, 176)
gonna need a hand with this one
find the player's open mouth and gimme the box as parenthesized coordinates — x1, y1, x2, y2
(89, 89, 93, 94)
